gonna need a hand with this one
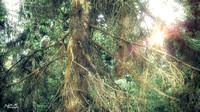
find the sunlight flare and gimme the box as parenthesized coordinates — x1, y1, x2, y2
(149, 25, 165, 47)
(149, 0, 185, 25)
(142, 0, 185, 48)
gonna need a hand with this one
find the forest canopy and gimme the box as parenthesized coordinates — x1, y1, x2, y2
(0, 0, 200, 112)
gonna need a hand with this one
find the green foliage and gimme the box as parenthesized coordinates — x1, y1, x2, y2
(93, 30, 117, 75)
(184, 37, 200, 51)
(0, 1, 6, 30)
(0, 0, 70, 111)
(1, 0, 200, 111)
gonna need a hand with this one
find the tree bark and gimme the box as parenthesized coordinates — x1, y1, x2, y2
(63, 0, 93, 111)
(117, 15, 131, 78)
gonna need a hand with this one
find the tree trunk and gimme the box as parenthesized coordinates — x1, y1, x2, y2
(117, 15, 131, 78)
(63, 0, 93, 111)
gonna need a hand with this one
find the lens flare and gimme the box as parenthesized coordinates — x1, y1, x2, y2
(149, 25, 165, 47)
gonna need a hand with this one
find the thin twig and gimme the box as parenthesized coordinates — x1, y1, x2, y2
(46, 83, 64, 112)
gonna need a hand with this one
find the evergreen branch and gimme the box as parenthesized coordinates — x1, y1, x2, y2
(3, 55, 66, 89)
(5, 31, 69, 78)
(90, 39, 177, 100)
(46, 83, 64, 112)
(90, 24, 200, 71)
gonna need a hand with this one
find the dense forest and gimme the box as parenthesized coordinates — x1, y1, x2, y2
(0, 0, 200, 111)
